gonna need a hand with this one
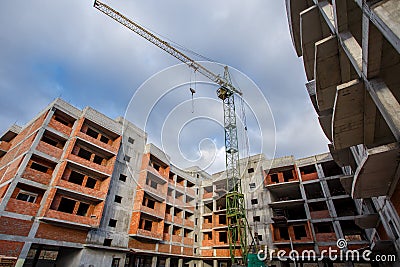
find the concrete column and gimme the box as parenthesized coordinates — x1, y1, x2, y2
(213, 259, 218, 267)
(165, 258, 171, 267)
(178, 258, 183, 267)
(151, 256, 157, 267)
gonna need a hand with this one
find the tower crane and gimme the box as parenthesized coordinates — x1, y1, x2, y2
(93, 1, 251, 265)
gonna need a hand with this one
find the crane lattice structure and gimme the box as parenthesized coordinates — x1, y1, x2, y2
(93, 1, 249, 264)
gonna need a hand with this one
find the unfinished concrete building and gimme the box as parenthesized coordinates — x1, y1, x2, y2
(286, 0, 400, 262)
(0, 97, 398, 266)
(198, 153, 375, 266)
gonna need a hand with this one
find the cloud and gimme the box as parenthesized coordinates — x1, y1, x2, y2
(0, 0, 329, 167)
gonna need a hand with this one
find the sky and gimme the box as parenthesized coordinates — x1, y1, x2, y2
(0, 0, 329, 173)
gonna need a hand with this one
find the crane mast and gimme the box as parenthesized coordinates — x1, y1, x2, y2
(94, 1, 248, 264)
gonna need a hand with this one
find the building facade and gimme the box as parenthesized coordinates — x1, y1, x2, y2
(285, 0, 400, 265)
(0, 98, 398, 266)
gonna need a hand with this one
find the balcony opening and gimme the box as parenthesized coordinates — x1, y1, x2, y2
(204, 201, 213, 213)
(184, 211, 193, 220)
(279, 227, 289, 240)
(85, 177, 97, 189)
(204, 232, 212, 241)
(142, 197, 156, 209)
(164, 223, 170, 234)
(146, 177, 158, 190)
(309, 201, 328, 212)
(251, 199, 258, 205)
(219, 215, 226, 225)
(327, 178, 347, 196)
(195, 234, 198, 242)
(204, 215, 212, 224)
(177, 176, 185, 186)
(300, 165, 317, 175)
(314, 222, 334, 233)
(166, 205, 172, 215)
(321, 161, 343, 177)
(271, 173, 279, 183)
(216, 197, 226, 211)
(184, 229, 193, 238)
(270, 184, 302, 202)
(167, 188, 173, 197)
(187, 180, 195, 188)
(186, 195, 194, 204)
(76, 202, 90, 216)
(57, 197, 76, 214)
(219, 231, 227, 243)
(174, 207, 183, 217)
(169, 172, 175, 181)
(294, 225, 307, 240)
(93, 155, 104, 165)
(30, 162, 49, 173)
(149, 155, 168, 173)
(100, 135, 109, 144)
(273, 205, 307, 220)
(340, 220, 366, 241)
(258, 235, 263, 241)
(204, 185, 213, 194)
(53, 112, 74, 127)
(249, 183, 256, 189)
(175, 191, 184, 201)
(172, 226, 181, 236)
(253, 216, 261, 222)
(108, 219, 117, 228)
(80, 120, 118, 145)
(333, 198, 357, 216)
(77, 148, 92, 161)
(283, 170, 294, 182)
(140, 219, 153, 231)
(86, 128, 99, 139)
(304, 182, 324, 199)
(41, 132, 66, 149)
(248, 168, 254, 174)
(68, 171, 85, 185)
(114, 195, 122, 203)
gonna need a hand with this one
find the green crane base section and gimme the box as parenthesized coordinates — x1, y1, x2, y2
(247, 253, 266, 267)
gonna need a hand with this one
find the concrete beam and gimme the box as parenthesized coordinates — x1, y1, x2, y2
(301, 6, 330, 80)
(362, 14, 383, 79)
(315, 35, 341, 112)
(370, 0, 400, 54)
(339, 31, 363, 76)
(365, 79, 400, 141)
(352, 142, 400, 198)
(333, 0, 348, 32)
(332, 79, 364, 149)
(285, 0, 313, 56)
(318, 113, 333, 141)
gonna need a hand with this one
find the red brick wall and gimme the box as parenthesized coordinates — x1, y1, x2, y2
(35, 223, 87, 243)
(0, 240, 24, 257)
(0, 217, 32, 236)
(158, 244, 170, 253)
(128, 239, 156, 251)
(5, 198, 40, 216)
(171, 245, 182, 255)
